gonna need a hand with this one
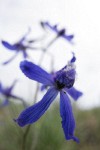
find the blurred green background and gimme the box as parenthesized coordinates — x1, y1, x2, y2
(0, 100, 100, 150)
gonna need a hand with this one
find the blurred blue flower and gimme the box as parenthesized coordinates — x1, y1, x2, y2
(1, 28, 39, 65)
(0, 80, 26, 107)
(15, 54, 82, 143)
(41, 21, 74, 43)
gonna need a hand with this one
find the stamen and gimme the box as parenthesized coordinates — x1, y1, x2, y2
(64, 63, 76, 72)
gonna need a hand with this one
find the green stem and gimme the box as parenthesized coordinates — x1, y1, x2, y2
(21, 125, 31, 150)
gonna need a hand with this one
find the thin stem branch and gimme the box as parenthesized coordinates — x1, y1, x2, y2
(45, 35, 58, 49)
(34, 36, 57, 103)
(21, 125, 31, 150)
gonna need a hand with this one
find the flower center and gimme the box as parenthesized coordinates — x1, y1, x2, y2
(15, 43, 26, 50)
(54, 64, 76, 90)
(55, 77, 75, 90)
(56, 80, 65, 90)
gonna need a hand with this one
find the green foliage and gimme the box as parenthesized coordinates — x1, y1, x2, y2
(0, 101, 100, 150)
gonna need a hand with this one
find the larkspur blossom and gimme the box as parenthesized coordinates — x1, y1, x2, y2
(41, 21, 74, 43)
(0, 81, 26, 107)
(15, 55, 82, 143)
(1, 28, 39, 65)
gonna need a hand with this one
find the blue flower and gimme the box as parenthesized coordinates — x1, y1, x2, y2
(0, 81, 26, 107)
(1, 28, 39, 65)
(15, 55, 82, 143)
(41, 21, 74, 43)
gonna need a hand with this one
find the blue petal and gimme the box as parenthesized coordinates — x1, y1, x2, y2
(43, 22, 62, 35)
(22, 51, 28, 58)
(41, 21, 57, 32)
(20, 60, 54, 85)
(67, 87, 83, 101)
(15, 87, 58, 127)
(0, 82, 3, 92)
(0, 80, 17, 96)
(70, 52, 76, 63)
(63, 34, 74, 41)
(2, 41, 17, 50)
(60, 91, 79, 143)
(0, 99, 9, 108)
(41, 84, 48, 91)
(6, 80, 18, 94)
(42, 22, 74, 42)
